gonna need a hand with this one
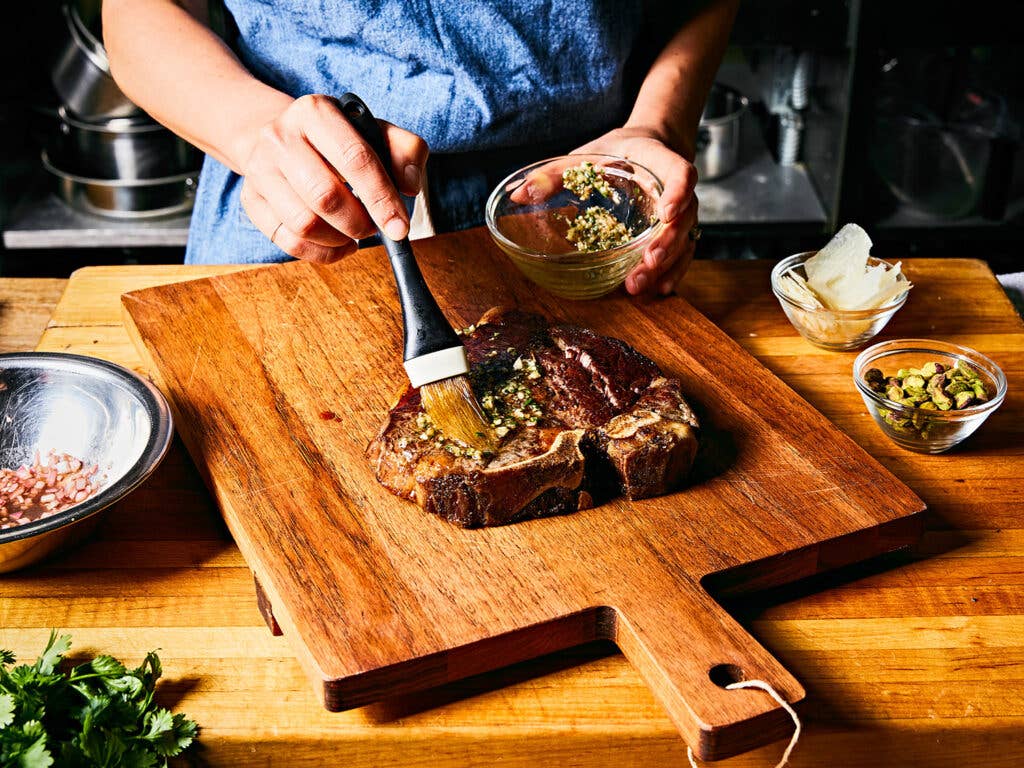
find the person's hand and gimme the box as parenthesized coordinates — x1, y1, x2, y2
(571, 127, 698, 295)
(238, 94, 429, 262)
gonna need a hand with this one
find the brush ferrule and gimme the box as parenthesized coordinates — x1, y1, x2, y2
(404, 347, 470, 388)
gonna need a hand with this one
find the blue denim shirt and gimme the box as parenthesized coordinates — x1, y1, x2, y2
(186, 0, 660, 264)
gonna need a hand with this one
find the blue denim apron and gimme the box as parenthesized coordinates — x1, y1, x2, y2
(185, 0, 656, 264)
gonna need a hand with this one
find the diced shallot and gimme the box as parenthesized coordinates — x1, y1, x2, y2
(0, 450, 102, 529)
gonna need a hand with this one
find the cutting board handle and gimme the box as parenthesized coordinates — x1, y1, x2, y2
(610, 582, 804, 762)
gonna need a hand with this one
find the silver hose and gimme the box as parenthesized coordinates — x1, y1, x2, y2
(778, 110, 804, 166)
(790, 51, 813, 111)
(778, 51, 813, 165)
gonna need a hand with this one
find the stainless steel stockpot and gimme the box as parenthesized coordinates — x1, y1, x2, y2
(51, 1, 143, 121)
(43, 151, 198, 219)
(53, 107, 201, 180)
(695, 84, 749, 181)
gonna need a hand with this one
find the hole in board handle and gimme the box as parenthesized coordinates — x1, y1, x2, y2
(709, 663, 746, 689)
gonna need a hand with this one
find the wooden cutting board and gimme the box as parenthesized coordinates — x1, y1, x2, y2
(122, 229, 925, 761)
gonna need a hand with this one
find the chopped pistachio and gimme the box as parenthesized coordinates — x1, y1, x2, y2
(905, 389, 929, 404)
(886, 384, 904, 402)
(873, 359, 988, 441)
(896, 368, 924, 379)
(903, 374, 926, 391)
(945, 379, 970, 396)
(864, 368, 885, 391)
(955, 360, 980, 380)
(954, 391, 975, 409)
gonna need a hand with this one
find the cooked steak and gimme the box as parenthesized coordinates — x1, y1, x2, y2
(366, 308, 699, 527)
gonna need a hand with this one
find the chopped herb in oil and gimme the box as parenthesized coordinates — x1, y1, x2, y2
(412, 338, 546, 455)
(564, 206, 632, 252)
(562, 161, 619, 203)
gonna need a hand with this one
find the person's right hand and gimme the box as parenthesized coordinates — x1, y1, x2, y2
(238, 94, 429, 263)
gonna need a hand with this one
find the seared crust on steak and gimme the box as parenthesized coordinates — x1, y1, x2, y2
(366, 309, 698, 527)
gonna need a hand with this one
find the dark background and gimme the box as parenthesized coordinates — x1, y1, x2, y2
(1, 0, 1022, 277)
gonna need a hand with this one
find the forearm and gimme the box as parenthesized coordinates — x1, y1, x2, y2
(626, 0, 739, 161)
(103, 0, 291, 172)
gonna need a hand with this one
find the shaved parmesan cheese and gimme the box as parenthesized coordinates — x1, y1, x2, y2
(802, 224, 910, 311)
(778, 271, 824, 309)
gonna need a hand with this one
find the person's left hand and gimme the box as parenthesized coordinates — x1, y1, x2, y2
(572, 126, 698, 296)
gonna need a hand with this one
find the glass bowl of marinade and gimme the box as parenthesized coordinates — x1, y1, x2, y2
(853, 339, 1007, 453)
(485, 154, 663, 300)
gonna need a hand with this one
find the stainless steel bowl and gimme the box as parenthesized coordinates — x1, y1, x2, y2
(53, 107, 202, 180)
(695, 84, 748, 181)
(51, 2, 143, 121)
(43, 150, 198, 219)
(0, 353, 173, 572)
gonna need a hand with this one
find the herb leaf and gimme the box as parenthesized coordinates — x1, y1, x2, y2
(0, 631, 198, 767)
(89, 654, 126, 678)
(35, 631, 71, 676)
(0, 692, 15, 728)
(18, 724, 54, 768)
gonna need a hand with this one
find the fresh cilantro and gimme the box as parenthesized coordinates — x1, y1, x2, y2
(0, 694, 14, 729)
(0, 631, 198, 767)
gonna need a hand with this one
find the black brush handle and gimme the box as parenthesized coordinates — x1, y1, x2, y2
(337, 92, 461, 361)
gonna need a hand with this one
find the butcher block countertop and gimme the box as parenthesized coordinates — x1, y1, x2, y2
(1, 237, 1023, 767)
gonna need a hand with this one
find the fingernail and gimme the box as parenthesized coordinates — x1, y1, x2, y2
(404, 164, 421, 193)
(663, 202, 678, 222)
(632, 273, 648, 294)
(660, 279, 675, 295)
(384, 216, 408, 241)
(647, 247, 667, 268)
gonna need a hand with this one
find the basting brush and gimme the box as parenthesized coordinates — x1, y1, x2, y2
(338, 93, 494, 453)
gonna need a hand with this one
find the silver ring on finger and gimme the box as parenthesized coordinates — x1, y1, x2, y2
(688, 225, 702, 242)
(270, 222, 284, 244)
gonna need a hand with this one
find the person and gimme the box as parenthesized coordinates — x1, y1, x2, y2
(104, 0, 737, 295)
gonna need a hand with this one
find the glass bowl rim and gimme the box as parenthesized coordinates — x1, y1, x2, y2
(852, 338, 1008, 419)
(485, 153, 664, 262)
(771, 251, 911, 317)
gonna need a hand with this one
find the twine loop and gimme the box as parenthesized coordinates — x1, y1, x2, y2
(686, 679, 801, 768)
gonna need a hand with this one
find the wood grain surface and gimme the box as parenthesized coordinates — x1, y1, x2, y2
(0, 278, 66, 353)
(119, 229, 922, 760)
(1, 247, 1021, 767)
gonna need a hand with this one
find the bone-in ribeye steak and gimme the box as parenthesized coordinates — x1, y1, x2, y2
(366, 308, 699, 527)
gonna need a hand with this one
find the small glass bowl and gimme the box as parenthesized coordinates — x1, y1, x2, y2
(485, 154, 663, 300)
(771, 252, 911, 350)
(853, 339, 1007, 453)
